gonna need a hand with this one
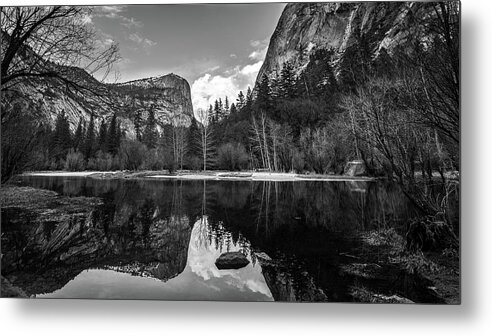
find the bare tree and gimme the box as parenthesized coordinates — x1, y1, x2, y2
(1, 6, 120, 94)
(250, 116, 266, 169)
(196, 108, 215, 171)
(171, 112, 188, 170)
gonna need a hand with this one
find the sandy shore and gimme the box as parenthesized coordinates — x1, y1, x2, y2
(23, 171, 112, 177)
(23, 170, 376, 182)
(149, 172, 375, 182)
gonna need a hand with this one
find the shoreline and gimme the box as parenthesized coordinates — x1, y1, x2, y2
(22, 170, 377, 182)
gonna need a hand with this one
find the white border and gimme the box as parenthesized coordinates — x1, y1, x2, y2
(1, 0, 491, 335)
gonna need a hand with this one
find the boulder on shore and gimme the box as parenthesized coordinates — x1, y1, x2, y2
(344, 160, 367, 177)
(215, 252, 250, 270)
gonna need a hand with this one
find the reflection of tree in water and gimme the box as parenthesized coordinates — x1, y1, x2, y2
(198, 180, 252, 258)
(10, 176, 427, 300)
(202, 180, 416, 242)
(198, 179, 421, 301)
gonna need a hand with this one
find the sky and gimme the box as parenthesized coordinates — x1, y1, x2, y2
(88, 4, 285, 112)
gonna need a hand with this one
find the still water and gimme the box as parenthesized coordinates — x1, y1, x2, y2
(2, 176, 441, 302)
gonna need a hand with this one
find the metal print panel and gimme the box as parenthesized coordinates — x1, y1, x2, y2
(0, 2, 460, 303)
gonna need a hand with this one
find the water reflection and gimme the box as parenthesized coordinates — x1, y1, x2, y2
(2, 175, 437, 301)
(37, 216, 272, 301)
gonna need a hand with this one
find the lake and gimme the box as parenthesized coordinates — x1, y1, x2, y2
(2, 175, 447, 302)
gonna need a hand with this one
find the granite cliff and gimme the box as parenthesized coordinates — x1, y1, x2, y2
(255, 2, 435, 86)
(6, 70, 194, 138)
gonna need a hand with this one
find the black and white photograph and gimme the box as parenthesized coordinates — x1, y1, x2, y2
(1, 1, 460, 304)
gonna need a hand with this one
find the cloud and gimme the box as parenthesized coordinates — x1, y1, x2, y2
(128, 33, 157, 54)
(92, 6, 144, 29)
(191, 60, 263, 115)
(95, 5, 126, 19)
(120, 17, 144, 29)
(190, 38, 270, 116)
(248, 38, 269, 61)
(206, 65, 221, 73)
(248, 48, 267, 61)
(241, 61, 263, 75)
(250, 39, 263, 48)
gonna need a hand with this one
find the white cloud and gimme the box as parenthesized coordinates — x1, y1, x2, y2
(206, 65, 221, 73)
(128, 33, 157, 54)
(248, 48, 267, 62)
(121, 17, 144, 29)
(248, 38, 269, 62)
(92, 6, 143, 29)
(190, 38, 270, 115)
(191, 60, 263, 114)
(250, 39, 263, 48)
(241, 61, 262, 75)
(96, 5, 126, 19)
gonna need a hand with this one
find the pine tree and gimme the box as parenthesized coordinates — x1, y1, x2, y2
(246, 87, 253, 109)
(84, 113, 96, 159)
(143, 108, 158, 149)
(236, 91, 245, 110)
(224, 96, 230, 112)
(207, 104, 215, 126)
(214, 99, 221, 122)
(107, 113, 118, 154)
(52, 110, 72, 160)
(296, 48, 338, 101)
(218, 98, 223, 113)
(116, 122, 123, 146)
(279, 61, 297, 99)
(98, 119, 107, 153)
(134, 109, 143, 142)
(186, 116, 201, 158)
(230, 103, 237, 115)
(73, 117, 85, 151)
(256, 74, 272, 112)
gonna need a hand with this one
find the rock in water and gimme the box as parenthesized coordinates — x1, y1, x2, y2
(215, 252, 250, 270)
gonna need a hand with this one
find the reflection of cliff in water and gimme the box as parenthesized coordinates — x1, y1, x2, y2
(5, 176, 433, 301)
(2, 179, 196, 296)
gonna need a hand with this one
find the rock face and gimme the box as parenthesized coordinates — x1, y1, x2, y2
(255, 2, 432, 87)
(113, 73, 194, 135)
(215, 252, 250, 270)
(9, 71, 194, 138)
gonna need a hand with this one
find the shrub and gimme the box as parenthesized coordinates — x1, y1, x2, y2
(186, 155, 202, 171)
(217, 143, 249, 171)
(64, 149, 86, 171)
(48, 159, 59, 171)
(405, 216, 459, 252)
(140, 149, 163, 170)
(291, 149, 305, 173)
(118, 140, 148, 170)
(138, 147, 176, 172)
(87, 151, 114, 171)
(160, 147, 177, 173)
